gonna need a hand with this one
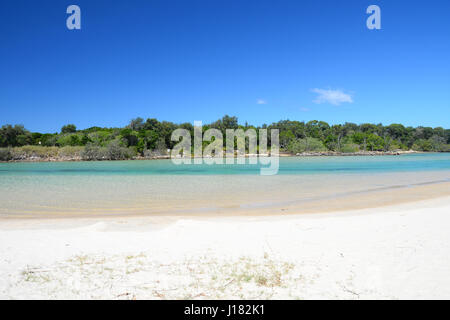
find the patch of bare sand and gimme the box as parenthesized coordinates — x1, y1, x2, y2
(1, 194, 450, 299)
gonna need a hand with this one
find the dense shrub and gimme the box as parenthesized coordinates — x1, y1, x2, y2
(61, 124, 77, 134)
(81, 144, 107, 160)
(11, 146, 59, 159)
(87, 130, 117, 147)
(56, 133, 85, 146)
(81, 142, 135, 160)
(387, 140, 403, 151)
(340, 143, 360, 153)
(143, 138, 168, 158)
(1, 116, 449, 155)
(58, 146, 84, 158)
(0, 148, 12, 161)
(412, 139, 433, 152)
(287, 137, 327, 154)
(106, 140, 135, 160)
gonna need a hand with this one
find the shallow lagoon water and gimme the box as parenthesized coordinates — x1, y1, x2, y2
(1, 154, 449, 217)
(1, 153, 450, 176)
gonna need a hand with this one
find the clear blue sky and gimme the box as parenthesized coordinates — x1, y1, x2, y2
(1, 0, 449, 132)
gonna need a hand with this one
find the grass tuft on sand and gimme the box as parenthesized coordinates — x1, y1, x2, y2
(13, 252, 303, 300)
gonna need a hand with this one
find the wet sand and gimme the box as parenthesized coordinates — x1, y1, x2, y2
(1, 170, 450, 219)
(0, 180, 449, 219)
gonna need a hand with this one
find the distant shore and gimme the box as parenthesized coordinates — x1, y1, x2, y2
(0, 149, 424, 163)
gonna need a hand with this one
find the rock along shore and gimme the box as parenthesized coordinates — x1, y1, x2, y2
(0, 150, 423, 163)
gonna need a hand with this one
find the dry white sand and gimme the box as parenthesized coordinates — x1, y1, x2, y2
(1, 196, 450, 299)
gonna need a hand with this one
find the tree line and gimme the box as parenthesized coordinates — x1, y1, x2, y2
(0, 116, 449, 160)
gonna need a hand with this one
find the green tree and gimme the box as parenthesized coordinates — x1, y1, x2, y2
(279, 130, 295, 149)
(430, 135, 446, 151)
(412, 139, 432, 151)
(119, 128, 138, 147)
(0, 124, 29, 147)
(366, 133, 384, 151)
(128, 117, 145, 131)
(61, 124, 77, 134)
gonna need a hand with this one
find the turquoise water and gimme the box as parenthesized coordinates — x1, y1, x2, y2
(0, 153, 449, 176)
(0, 154, 449, 217)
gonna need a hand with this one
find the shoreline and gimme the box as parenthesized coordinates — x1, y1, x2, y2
(0, 149, 425, 163)
(2, 179, 450, 221)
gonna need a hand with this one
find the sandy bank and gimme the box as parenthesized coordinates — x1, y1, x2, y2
(1, 196, 450, 299)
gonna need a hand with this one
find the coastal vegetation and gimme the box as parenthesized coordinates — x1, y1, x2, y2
(0, 116, 449, 161)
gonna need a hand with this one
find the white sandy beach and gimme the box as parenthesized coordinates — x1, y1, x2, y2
(1, 195, 450, 300)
